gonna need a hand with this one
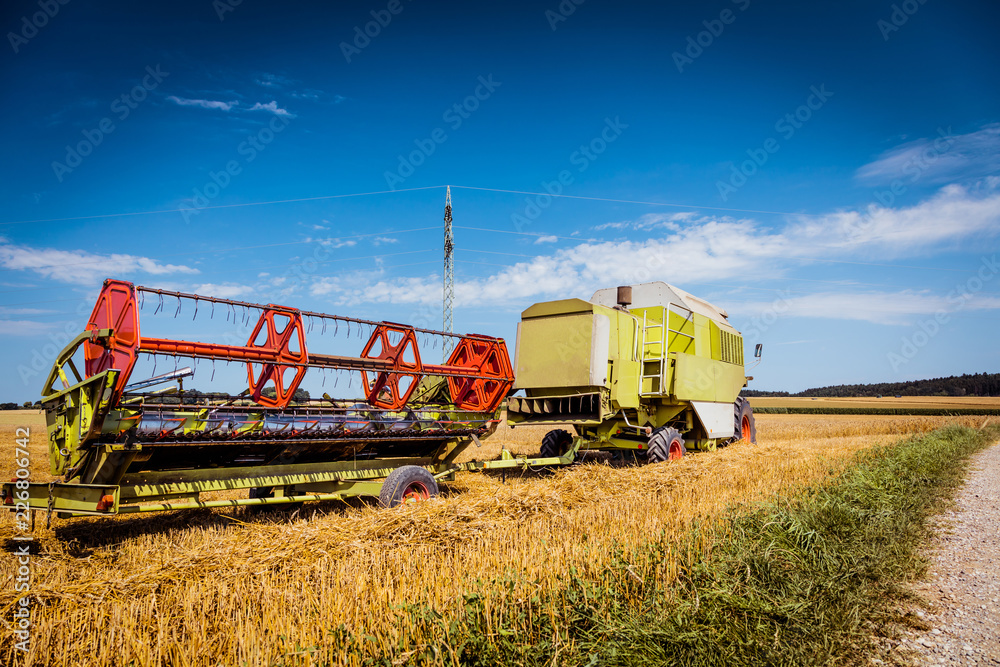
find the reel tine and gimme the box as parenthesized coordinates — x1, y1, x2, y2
(193, 298, 199, 321)
(175, 296, 182, 318)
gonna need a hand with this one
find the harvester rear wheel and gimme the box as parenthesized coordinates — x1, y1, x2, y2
(379, 466, 439, 508)
(540, 429, 574, 458)
(647, 427, 686, 463)
(734, 397, 757, 444)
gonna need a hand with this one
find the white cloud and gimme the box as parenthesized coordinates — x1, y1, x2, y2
(167, 95, 295, 118)
(533, 235, 558, 244)
(302, 180, 1000, 319)
(167, 96, 238, 111)
(730, 290, 1000, 326)
(0, 240, 199, 285)
(256, 73, 295, 88)
(790, 180, 1000, 254)
(189, 283, 254, 299)
(373, 236, 399, 246)
(307, 237, 357, 249)
(248, 101, 294, 117)
(0, 319, 57, 336)
(856, 123, 1000, 185)
(0, 306, 53, 316)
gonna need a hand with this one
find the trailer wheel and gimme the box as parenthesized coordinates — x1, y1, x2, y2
(647, 427, 686, 463)
(734, 397, 757, 444)
(379, 466, 439, 508)
(540, 429, 574, 458)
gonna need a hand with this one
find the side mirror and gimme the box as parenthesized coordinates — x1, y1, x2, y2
(754, 344, 763, 358)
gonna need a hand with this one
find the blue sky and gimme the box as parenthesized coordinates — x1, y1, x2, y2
(1, 0, 999, 401)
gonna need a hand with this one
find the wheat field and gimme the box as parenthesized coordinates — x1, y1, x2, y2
(0, 410, 990, 666)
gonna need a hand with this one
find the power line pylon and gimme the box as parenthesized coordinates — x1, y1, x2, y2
(442, 185, 455, 360)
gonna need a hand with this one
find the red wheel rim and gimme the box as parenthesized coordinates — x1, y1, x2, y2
(401, 482, 430, 504)
(741, 415, 751, 442)
(668, 439, 683, 461)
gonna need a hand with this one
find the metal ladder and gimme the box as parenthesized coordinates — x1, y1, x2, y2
(638, 305, 694, 396)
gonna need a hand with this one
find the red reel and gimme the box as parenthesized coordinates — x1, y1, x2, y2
(360, 324, 423, 410)
(84, 279, 141, 397)
(446, 337, 514, 412)
(245, 307, 309, 408)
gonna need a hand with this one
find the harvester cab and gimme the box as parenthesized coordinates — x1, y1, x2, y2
(507, 281, 757, 460)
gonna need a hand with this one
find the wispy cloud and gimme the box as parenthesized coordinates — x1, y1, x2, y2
(729, 291, 1000, 326)
(0, 306, 53, 316)
(189, 282, 254, 299)
(305, 181, 1000, 317)
(248, 101, 294, 117)
(533, 235, 558, 244)
(306, 237, 357, 249)
(373, 236, 399, 246)
(0, 239, 199, 285)
(256, 73, 295, 88)
(0, 320, 57, 336)
(856, 123, 1000, 185)
(167, 95, 238, 111)
(167, 95, 294, 117)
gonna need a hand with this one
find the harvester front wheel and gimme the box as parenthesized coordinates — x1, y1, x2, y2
(379, 466, 439, 508)
(734, 397, 757, 444)
(540, 429, 574, 458)
(647, 427, 686, 463)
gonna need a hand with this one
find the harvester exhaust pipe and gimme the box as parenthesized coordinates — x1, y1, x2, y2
(616, 285, 632, 308)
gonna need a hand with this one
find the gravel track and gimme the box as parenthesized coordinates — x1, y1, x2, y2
(890, 440, 1000, 666)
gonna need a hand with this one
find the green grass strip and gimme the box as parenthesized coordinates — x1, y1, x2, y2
(304, 424, 998, 666)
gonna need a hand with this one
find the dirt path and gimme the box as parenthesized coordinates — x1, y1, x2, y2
(892, 441, 1000, 666)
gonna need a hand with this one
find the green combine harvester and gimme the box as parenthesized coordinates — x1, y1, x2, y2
(507, 281, 759, 462)
(4, 279, 758, 524)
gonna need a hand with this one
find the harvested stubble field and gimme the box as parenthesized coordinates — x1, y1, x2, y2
(0, 410, 989, 665)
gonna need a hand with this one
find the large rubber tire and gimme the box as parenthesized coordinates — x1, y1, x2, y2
(646, 427, 686, 463)
(540, 429, 573, 458)
(379, 466, 439, 508)
(734, 396, 757, 444)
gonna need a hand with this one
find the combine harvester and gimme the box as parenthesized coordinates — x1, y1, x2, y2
(508, 283, 760, 461)
(4, 279, 758, 523)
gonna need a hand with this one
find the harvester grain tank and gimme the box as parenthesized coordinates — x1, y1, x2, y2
(507, 281, 757, 460)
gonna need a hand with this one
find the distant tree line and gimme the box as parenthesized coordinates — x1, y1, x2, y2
(0, 401, 41, 410)
(743, 372, 1000, 398)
